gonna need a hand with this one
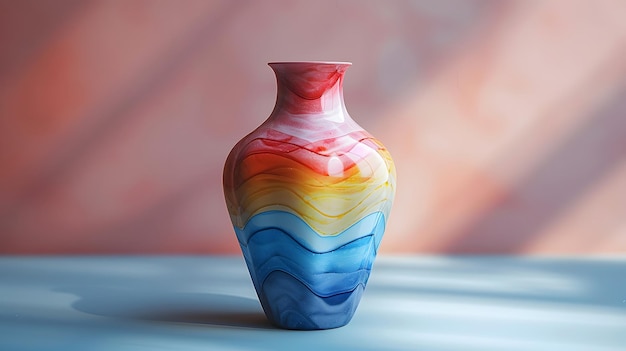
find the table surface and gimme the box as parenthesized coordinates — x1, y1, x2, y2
(1, 256, 625, 351)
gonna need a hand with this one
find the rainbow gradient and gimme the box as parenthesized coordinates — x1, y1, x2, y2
(223, 62, 396, 329)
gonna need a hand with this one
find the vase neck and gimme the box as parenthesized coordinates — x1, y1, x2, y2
(269, 62, 351, 116)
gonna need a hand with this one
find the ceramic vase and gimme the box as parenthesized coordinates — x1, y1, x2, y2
(223, 61, 396, 330)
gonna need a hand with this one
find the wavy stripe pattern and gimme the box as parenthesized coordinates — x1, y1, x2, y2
(225, 130, 395, 235)
(223, 62, 396, 329)
(224, 130, 395, 329)
(237, 210, 385, 329)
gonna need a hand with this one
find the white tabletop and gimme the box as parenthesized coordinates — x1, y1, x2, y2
(1, 256, 624, 350)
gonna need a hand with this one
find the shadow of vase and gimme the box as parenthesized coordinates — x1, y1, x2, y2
(55, 285, 274, 329)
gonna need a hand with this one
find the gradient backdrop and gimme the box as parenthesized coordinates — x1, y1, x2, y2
(1, 0, 625, 254)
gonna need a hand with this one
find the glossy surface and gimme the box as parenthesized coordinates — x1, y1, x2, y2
(223, 62, 396, 329)
(1, 256, 625, 351)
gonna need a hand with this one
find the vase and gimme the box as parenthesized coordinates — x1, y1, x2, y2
(223, 61, 396, 330)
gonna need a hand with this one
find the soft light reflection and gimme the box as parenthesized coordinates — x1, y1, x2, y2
(358, 295, 626, 351)
(374, 270, 589, 296)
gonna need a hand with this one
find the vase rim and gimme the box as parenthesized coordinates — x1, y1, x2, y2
(268, 61, 352, 66)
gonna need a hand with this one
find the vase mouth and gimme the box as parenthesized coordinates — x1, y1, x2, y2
(268, 61, 352, 67)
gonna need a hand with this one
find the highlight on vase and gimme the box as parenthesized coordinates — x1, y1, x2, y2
(223, 61, 396, 329)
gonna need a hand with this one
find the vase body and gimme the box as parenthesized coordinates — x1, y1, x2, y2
(223, 61, 396, 330)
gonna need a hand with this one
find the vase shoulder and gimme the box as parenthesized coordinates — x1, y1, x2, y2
(223, 124, 396, 235)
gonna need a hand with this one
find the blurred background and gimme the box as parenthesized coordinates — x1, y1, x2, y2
(1, 0, 625, 255)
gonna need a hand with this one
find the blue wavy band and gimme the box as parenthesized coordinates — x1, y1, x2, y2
(235, 210, 386, 329)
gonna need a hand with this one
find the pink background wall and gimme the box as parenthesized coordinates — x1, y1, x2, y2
(1, 0, 625, 254)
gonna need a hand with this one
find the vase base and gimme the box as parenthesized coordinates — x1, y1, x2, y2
(259, 270, 364, 330)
